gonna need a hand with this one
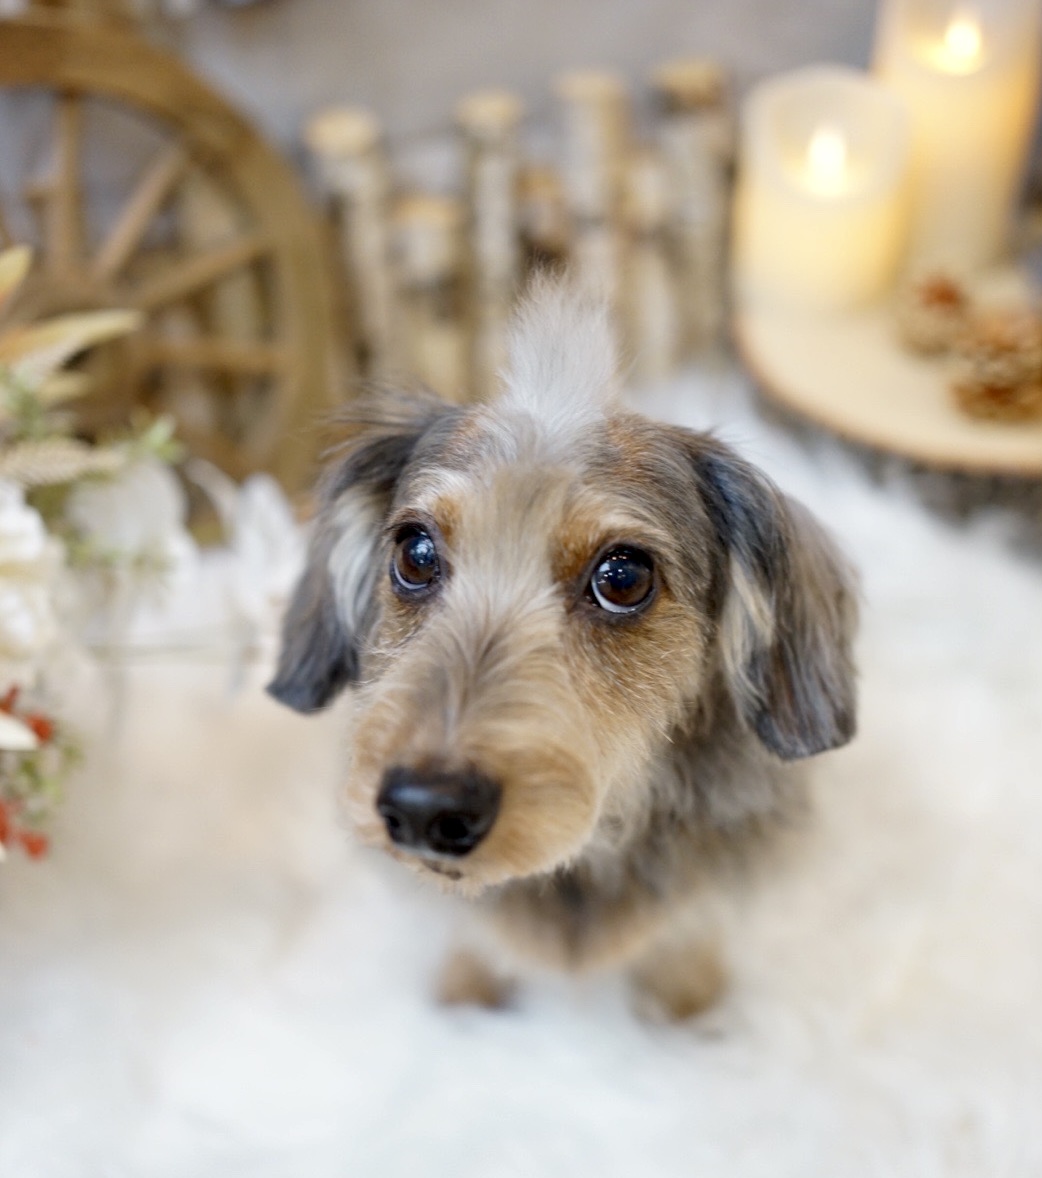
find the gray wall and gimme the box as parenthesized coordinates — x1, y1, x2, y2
(169, 0, 879, 159)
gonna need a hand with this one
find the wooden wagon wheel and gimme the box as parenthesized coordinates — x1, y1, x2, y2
(0, 10, 343, 489)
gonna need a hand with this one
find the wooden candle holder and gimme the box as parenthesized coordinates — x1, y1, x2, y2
(735, 265, 1042, 477)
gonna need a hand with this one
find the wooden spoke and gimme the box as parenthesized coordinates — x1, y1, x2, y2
(132, 233, 267, 310)
(137, 335, 286, 377)
(0, 200, 12, 249)
(174, 422, 254, 481)
(45, 91, 84, 277)
(93, 143, 188, 283)
(0, 16, 342, 487)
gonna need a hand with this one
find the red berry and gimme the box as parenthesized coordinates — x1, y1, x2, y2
(25, 714, 54, 743)
(18, 830, 49, 859)
(0, 687, 19, 714)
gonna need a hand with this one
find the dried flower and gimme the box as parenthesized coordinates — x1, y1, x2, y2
(0, 244, 162, 861)
(0, 691, 78, 862)
(0, 437, 124, 487)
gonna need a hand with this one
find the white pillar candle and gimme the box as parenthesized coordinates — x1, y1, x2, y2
(733, 67, 911, 312)
(874, 0, 1042, 272)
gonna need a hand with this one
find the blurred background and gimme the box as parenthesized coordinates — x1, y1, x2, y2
(169, 0, 875, 149)
(0, 1, 1040, 1175)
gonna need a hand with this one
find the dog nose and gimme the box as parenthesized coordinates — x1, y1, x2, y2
(376, 766, 501, 857)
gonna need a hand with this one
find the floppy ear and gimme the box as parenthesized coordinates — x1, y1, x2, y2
(695, 442, 858, 760)
(267, 388, 456, 714)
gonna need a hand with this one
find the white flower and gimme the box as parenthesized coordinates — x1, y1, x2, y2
(230, 473, 305, 629)
(0, 481, 60, 684)
(0, 709, 39, 752)
(0, 579, 55, 657)
(0, 479, 48, 568)
(65, 458, 197, 573)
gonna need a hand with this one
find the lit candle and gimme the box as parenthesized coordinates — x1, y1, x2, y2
(804, 124, 849, 196)
(874, 0, 1042, 272)
(733, 67, 911, 312)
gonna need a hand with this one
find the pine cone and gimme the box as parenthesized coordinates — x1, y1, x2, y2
(896, 272, 970, 356)
(949, 309, 1042, 422)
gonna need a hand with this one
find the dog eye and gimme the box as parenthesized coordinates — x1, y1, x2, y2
(391, 527, 440, 594)
(588, 547, 655, 614)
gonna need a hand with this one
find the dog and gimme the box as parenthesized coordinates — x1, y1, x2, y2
(268, 278, 858, 1019)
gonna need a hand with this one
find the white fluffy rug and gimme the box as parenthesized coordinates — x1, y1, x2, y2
(2, 369, 1041, 1178)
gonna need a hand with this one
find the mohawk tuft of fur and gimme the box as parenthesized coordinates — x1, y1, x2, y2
(498, 274, 620, 439)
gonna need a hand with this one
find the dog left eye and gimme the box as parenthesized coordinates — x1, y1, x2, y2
(588, 547, 655, 614)
(392, 527, 440, 594)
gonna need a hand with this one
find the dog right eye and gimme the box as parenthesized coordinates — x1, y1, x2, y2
(588, 546, 656, 614)
(391, 527, 441, 595)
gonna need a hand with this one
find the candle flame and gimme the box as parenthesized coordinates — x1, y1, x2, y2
(806, 124, 848, 193)
(944, 9, 982, 60)
(933, 6, 984, 71)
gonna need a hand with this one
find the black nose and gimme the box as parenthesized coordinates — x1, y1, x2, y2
(376, 766, 501, 857)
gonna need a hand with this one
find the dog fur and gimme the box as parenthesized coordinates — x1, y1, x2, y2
(269, 278, 858, 1016)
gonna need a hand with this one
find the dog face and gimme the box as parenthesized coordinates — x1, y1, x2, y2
(269, 283, 856, 895)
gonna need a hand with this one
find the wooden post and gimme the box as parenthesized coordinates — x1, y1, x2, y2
(393, 193, 465, 403)
(651, 58, 734, 357)
(519, 164, 571, 277)
(456, 89, 523, 402)
(555, 70, 630, 315)
(622, 148, 681, 384)
(305, 107, 399, 379)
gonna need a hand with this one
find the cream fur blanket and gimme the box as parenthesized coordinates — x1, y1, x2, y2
(2, 371, 1040, 1177)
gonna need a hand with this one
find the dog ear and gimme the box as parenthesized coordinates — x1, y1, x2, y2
(267, 389, 455, 714)
(267, 528, 356, 714)
(695, 442, 858, 760)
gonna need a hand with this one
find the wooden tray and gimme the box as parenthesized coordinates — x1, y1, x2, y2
(735, 268, 1042, 477)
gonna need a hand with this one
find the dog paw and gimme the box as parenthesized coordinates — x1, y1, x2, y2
(629, 941, 727, 1024)
(436, 949, 515, 1010)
